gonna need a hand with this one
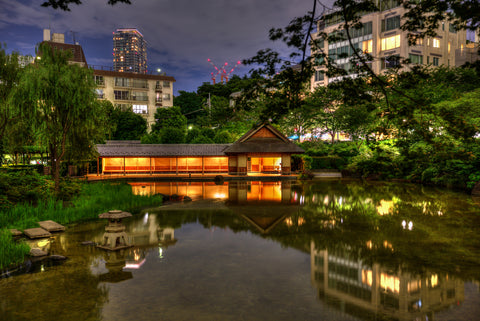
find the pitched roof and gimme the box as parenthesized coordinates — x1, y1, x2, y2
(96, 142, 231, 157)
(40, 41, 88, 65)
(223, 123, 304, 154)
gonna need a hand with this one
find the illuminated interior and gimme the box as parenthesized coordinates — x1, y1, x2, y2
(102, 156, 228, 174)
(247, 181, 282, 201)
(381, 35, 401, 51)
(249, 157, 282, 173)
(130, 182, 229, 199)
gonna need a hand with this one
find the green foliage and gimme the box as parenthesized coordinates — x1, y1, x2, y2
(140, 131, 162, 144)
(12, 43, 107, 193)
(200, 128, 215, 140)
(111, 108, 147, 140)
(0, 182, 162, 230)
(0, 229, 30, 269)
(185, 127, 202, 143)
(213, 131, 233, 143)
(174, 91, 204, 122)
(191, 135, 214, 144)
(152, 106, 187, 133)
(159, 127, 185, 144)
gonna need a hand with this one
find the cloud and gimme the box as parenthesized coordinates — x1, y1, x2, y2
(1, 0, 320, 92)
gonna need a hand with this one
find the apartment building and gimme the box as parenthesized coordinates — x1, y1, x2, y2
(93, 69, 175, 128)
(40, 29, 175, 129)
(113, 28, 148, 74)
(310, 0, 467, 89)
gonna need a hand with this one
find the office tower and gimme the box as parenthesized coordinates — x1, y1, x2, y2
(310, 1, 467, 89)
(113, 28, 147, 74)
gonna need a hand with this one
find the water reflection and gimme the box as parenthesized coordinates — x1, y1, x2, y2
(1, 180, 479, 321)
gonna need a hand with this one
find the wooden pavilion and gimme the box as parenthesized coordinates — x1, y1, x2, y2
(96, 123, 304, 176)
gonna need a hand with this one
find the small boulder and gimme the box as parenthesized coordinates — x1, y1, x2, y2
(30, 248, 48, 257)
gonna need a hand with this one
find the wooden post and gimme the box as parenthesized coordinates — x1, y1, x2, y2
(97, 157, 99, 176)
(123, 157, 126, 176)
(176, 157, 178, 176)
(150, 157, 152, 176)
(202, 157, 204, 175)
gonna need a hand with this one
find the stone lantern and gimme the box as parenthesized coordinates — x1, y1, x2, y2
(97, 210, 133, 251)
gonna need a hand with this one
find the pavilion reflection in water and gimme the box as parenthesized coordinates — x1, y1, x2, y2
(129, 181, 298, 204)
(310, 243, 464, 321)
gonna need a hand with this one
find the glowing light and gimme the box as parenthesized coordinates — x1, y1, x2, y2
(408, 221, 413, 230)
(213, 193, 226, 199)
(124, 259, 146, 270)
(143, 213, 149, 224)
(381, 273, 400, 293)
(159, 247, 164, 258)
(402, 220, 406, 229)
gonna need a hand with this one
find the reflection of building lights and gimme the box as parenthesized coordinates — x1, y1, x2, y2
(408, 221, 413, 230)
(362, 269, 373, 287)
(300, 196, 305, 205)
(431, 274, 438, 287)
(124, 258, 146, 270)
(41, 265, 45, 272)
(381, 273, 400, 293)
(366, 240, 373, 249)
(143, 213, 149, 225)
(402, 220, 406, 229)
(159, 247, 163, 258)
(213, 193, 226, 199)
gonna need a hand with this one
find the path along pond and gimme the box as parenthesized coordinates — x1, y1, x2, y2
(1, 180, 480, 321)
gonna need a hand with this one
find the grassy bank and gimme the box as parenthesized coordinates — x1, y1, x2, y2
(0, 181, 163, 269)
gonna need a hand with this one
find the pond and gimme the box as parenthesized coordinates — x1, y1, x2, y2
(1, 180, 480, 321)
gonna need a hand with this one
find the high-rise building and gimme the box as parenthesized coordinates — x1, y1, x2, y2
(310, 1, 467, 89)
(113, 28, 147, 74)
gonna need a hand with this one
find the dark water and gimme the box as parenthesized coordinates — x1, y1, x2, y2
(1, 180, 480, 321)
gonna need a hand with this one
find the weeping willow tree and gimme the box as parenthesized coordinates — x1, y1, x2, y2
(12, 42, 108, 194)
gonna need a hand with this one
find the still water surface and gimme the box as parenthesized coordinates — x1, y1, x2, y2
(1, 180, 480, 321)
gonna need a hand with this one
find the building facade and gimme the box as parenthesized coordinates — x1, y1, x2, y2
(93, 69, 175, 128)
(310, 1, 467, 89)
(113, 28, 148, 74)
(96, 123, 304, 176)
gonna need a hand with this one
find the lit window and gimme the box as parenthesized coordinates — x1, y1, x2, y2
(448, 42, 451, 53)
(133, 104, 148, 114)
(362, 39, 373, 53)
(432, 38, 440, 48)
(381, 35, 401, 51)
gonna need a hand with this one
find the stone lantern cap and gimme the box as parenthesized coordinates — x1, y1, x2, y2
(99, 210, 132, 219)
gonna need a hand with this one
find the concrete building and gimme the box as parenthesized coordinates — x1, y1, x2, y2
(40, 29, 175, 129)
(310, 2, 467, 89)
(113, 28, 147, 74)
(93, 69, 175, 128)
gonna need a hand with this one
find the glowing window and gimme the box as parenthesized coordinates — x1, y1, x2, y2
(362, 39, 373, 53)
(381, 35, 401, 51)
(432, 38, 440, 48)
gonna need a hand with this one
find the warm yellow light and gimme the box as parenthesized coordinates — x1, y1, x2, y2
(381, 273, 400, 293)
(381, 35, 401, 51)
(362, 269, 373, 287)
(430, 274, 438, 287)
(362, 39, 372, 53)
(432, 38, 440, 48)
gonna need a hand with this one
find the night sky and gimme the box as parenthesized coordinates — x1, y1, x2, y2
(0, 0, 321, 94)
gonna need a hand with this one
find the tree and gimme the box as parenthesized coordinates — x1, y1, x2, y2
(12, 42, 107, 193)
(159, 127, 185, 144)
(151, 106, 187, 133)
(110, 108, 147, 140)
(0, 46, 25, 162)
(41, 0, 131, 11)
(173, 91, 205, 123)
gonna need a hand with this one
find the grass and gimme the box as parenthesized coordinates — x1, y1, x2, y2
(0, 181, 163, 269)
(0, 229, 31, 270)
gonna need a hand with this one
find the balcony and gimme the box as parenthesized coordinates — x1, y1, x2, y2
(155, 85, 163, 92)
